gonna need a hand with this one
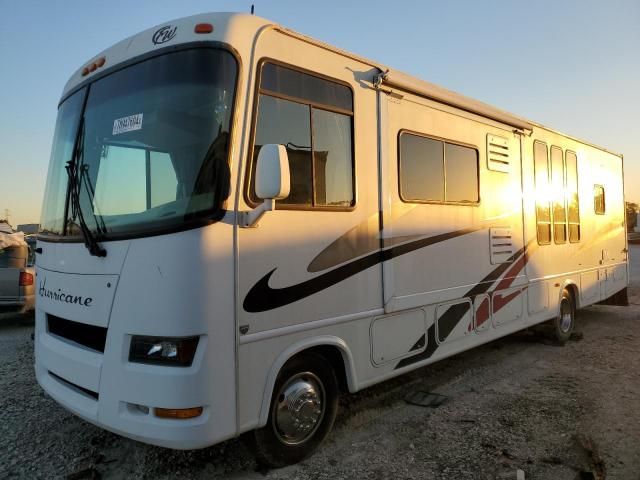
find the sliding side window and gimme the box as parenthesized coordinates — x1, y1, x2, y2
(565, 151, 580, 242)
(551, 146, 566, 244)
(534, 141, 551, 245)
(399, 132, 478, 203)
(249, 63, 354, 208)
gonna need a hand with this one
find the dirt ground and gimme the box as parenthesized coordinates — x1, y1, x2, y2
(2, 248, 639, 480)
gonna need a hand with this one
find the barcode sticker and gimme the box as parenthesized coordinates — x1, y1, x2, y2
(112, 113, 143, 135)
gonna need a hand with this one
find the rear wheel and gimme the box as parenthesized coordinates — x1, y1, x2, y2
(247, 352, 339, 467)
(552, 289, 575, 344)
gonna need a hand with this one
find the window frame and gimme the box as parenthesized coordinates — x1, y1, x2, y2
(397, 129, 480, 206)
(244, 58, 357, 212)
(594, 184, 606, 215)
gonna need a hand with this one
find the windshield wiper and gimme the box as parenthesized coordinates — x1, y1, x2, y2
(65, 118, 107, 257)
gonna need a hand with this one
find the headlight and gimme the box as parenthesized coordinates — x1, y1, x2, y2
(129, 336, 199, 367)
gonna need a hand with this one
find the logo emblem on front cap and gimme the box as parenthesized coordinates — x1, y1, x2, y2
(152, 25, 177, 45)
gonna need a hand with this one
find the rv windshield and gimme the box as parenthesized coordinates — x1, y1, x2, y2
(40, 48, 237, 240)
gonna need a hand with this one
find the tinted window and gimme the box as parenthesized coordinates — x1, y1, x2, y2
(399, 133, 478, 203)
(260, 63, 353, 111)
(254, 95, 313, 205)
(250, 63, 354, 208)
(445, 143, 479, 202)
(534, 141, 551, 244)
(594, 185, 605, 214)
(565, 151, 580, 242)
(312, 109, 353, 206)
(400, 134, 444, 201)
(551, 147, 566, 243)
(0, 246, 28, 268)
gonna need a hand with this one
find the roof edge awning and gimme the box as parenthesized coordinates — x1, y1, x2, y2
(378, 70, 533, 132)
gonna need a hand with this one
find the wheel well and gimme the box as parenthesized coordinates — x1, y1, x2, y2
(564, 283, 579, 310)
(289, 345, 350, 394)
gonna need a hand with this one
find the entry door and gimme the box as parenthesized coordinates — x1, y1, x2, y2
(237, 60, 382, 336)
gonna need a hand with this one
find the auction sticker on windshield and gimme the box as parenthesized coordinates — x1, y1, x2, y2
(112, 113, 143, 135)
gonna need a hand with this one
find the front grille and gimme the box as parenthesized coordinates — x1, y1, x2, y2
(47, 314, 107, 353)
(49, 371, 99, 400)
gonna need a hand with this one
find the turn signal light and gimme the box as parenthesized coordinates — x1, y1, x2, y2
(194, 23, 213, 34)
(155, 407, 203, 419)
(19, 272, 33, 286)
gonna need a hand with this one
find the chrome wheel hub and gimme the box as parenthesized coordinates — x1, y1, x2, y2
(273, 372, 325, 445)
(560, 301, 573, 332)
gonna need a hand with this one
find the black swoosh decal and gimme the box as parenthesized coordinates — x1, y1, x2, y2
(395, 245, 526, 369)
(243, 227, 481, 313)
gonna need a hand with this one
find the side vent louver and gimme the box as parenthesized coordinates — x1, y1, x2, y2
(490, 228, 514, 264)
(487, 134, 510, 172)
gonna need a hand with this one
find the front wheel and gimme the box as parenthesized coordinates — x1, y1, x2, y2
(552, 289, 575, 344)
(247, 352, 339, 467)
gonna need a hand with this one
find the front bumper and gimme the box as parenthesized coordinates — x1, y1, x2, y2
(34, 311, 234, 450)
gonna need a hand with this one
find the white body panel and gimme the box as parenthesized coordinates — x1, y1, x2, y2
(35, 12, 628, 450)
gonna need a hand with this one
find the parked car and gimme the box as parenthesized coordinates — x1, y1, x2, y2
(0, 232, 35, 313)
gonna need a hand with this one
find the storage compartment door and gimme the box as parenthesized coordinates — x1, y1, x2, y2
(371, 310, 427, 365)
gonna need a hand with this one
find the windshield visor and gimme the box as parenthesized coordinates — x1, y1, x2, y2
(40, 47, 238, 239)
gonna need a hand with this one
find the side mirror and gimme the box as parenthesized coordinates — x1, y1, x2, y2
(255, 144, 290, 200)
(241, 144, 290, 228)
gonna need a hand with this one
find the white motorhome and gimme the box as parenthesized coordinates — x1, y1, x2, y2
(35, 12, 628, 466)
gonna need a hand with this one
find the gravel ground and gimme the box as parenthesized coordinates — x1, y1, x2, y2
(2, 248, 640, 479)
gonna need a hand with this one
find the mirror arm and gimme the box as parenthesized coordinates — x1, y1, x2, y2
(239, 199, 275, 228)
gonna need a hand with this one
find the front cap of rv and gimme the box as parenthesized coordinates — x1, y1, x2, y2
(60, 12, 271, 99)
(35, 12, 271, 449)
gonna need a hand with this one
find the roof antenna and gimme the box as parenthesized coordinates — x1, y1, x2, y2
(251, 4, 255, 15)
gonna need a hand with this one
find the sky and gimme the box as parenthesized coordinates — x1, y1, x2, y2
(0, 0, 638, 227)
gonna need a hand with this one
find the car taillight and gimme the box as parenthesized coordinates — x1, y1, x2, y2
(19, 272, 33, 286)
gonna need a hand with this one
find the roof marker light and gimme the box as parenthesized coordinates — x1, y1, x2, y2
(194, 23, 213, 34)
(81, 57, 106, 77)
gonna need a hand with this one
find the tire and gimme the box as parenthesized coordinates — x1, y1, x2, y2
(246, 352, 339, 468)
(552, 289, 575, 344)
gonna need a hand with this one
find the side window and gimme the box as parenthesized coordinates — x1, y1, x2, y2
(249, 63, 354, 208)
(551, 146, 566, 244)
(594, 185, 606, 215)
(565, 151, 580, 242)
(93, 146, 178, 215)
(399, 132, 478, 203)
(150, 151, 178, 208)
(94, 145, 147, 215)
(399, 134, 444, 201)
(534, 141, 551, 245)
